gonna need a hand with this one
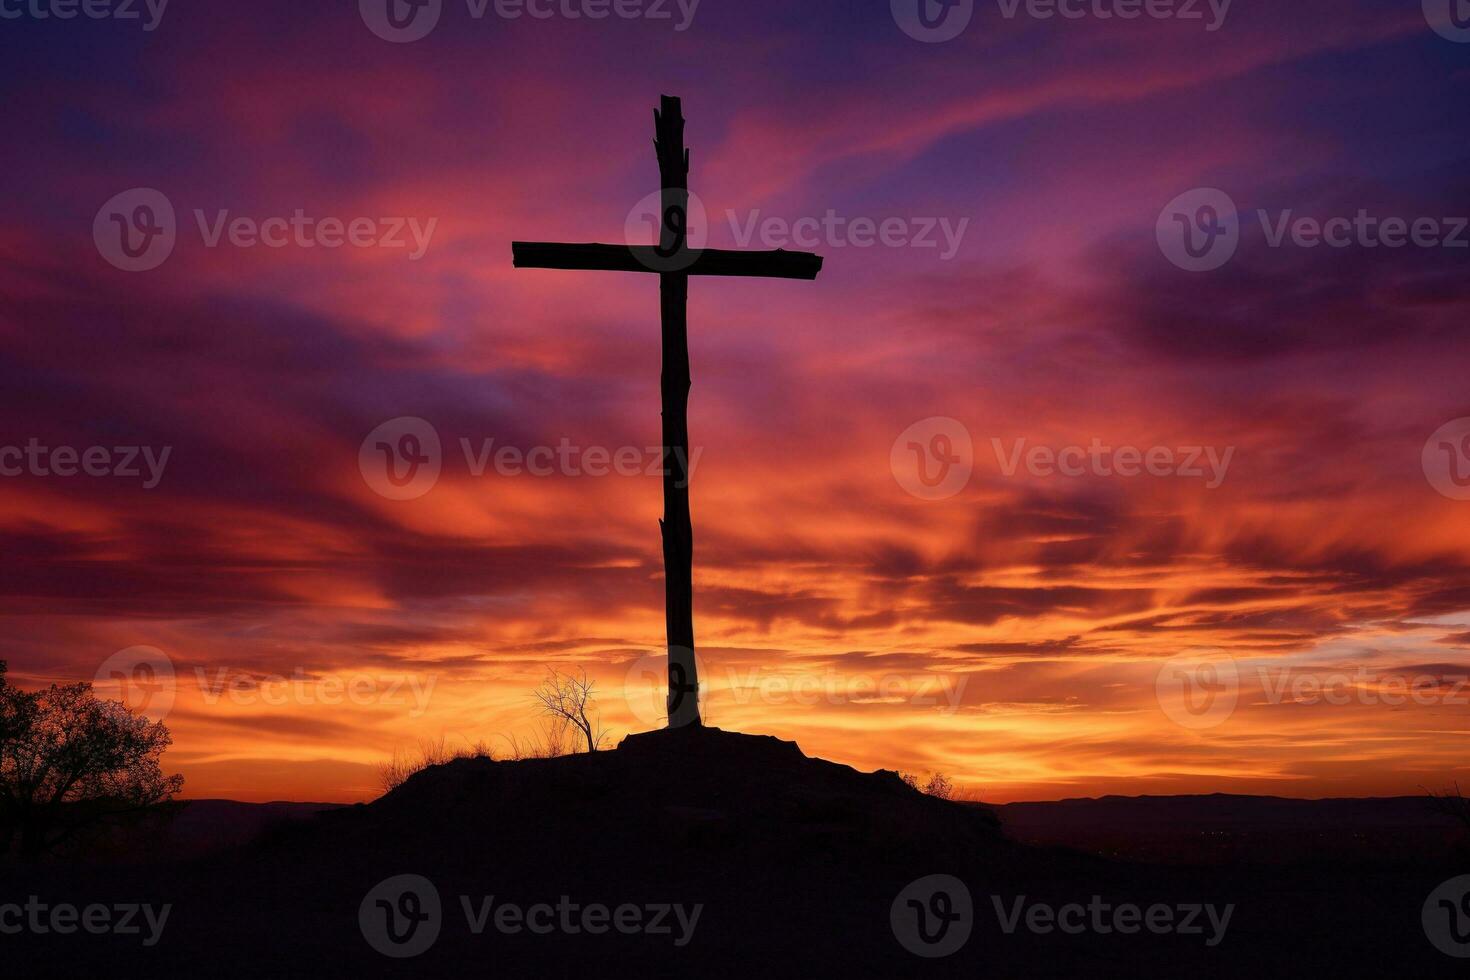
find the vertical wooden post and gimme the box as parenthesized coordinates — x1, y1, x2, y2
(655, 96, 701, 728)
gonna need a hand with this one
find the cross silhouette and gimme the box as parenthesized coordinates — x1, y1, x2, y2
(513, 96, 823, 729)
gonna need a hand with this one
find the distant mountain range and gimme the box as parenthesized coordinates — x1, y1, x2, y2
(150, 789, 1463, 868)
(996, 793, 1462, 865)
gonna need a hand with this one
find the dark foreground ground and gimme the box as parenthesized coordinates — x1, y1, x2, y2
(3, 728, 1466, 978)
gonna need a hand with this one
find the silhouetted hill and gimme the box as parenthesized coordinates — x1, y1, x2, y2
(359, 725, 1001, 865)
(3, 729, 1464, 979)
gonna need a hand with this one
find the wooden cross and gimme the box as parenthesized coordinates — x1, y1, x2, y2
(513, 96, 823, 729)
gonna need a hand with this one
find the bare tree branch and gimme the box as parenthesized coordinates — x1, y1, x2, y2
(531, 667, 608, 754)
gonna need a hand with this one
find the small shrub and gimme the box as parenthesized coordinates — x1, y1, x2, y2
(898, 770, 955, 800)
(376, 736, 493, 794)
(924, 772, 954, 800)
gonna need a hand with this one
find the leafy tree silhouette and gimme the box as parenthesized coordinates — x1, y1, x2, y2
(0, 674, 182, 858)
(0, 661, 22, 748)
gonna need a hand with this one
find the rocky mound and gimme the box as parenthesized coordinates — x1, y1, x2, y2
(319, 725, 1002, 873)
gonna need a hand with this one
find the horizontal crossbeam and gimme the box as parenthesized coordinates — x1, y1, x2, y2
(513, 242, 823, 280)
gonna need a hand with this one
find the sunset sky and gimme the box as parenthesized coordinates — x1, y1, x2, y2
(2, 0, 1469, 803)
